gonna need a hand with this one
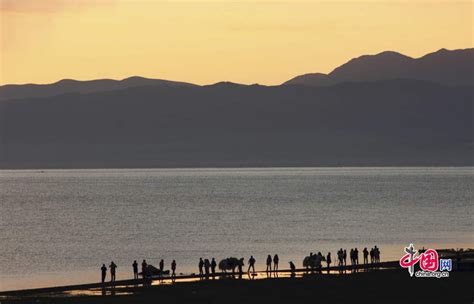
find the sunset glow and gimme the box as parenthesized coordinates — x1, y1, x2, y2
(1, 0, 472, 85)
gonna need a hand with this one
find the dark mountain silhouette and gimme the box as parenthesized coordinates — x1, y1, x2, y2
(0, 76, 196, 101)
(0, 48, 472, 168)
(284, 48, 474, 86)
(0, 79, 472, 168)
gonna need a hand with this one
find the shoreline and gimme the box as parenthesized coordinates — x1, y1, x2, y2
(1, 266, 473, 304)
(1, 261, 401, 296)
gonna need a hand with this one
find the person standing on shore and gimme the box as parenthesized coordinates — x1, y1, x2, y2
(204, 259, 210, 277)
(326, 252, 332, 272)
(141, 260, 147, 278)
(198, 258, 204, 276)
(343, 249, 347, 266)
(374, 246, 380, 263)
(159, 259, 164, 273)
(266, 255, 272, 272)
(289, 261, 296, 273)
(101, 264, 107, 283)
(273, 254, 279, 272)
(248, 256, 256, 274)
(237, 258, 244, 274)
(109, 261, 117, 282)
(211, 258, 217, 276)
(132, 260, 138, 279)
(354, 248, 359, 265)
(171, 260, 177, 277)
(363, 247, 369, 264)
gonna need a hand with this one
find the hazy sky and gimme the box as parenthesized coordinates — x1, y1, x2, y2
(1, 0, 472, 85)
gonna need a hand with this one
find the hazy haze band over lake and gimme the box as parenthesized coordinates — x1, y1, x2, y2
(0, 167, 473, 291)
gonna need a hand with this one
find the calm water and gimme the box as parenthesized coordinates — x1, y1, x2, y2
(0, 167, 473, 291)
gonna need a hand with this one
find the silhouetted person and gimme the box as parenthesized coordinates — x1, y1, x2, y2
(374, 246, 380, 263)
(350, 249, 354, 265)
(109, 261, 117, 282)
(211, 258, 217, 275)
(141, 260, 147, 278)
(266, 255, 272, 272)
(199, 258, 204, 276)
(354, 248, 359, 265)
(132, 260, 138, 279)
(363, 247, 369, 264)
(326, 252, 332, 271)
(343, 249, 347, 266)
(289, 261, 296, 273)
(370, 248, 374, 263)
(337, 248, 343, 266)
(248, 256, 256, 274)
(317, 252, 323, 272)
(101, 264, 107, 283)
(159, 259, 164, 273)
(273, 254, 279, 271)
(237, 258, 244, 274)
(204, 259, 210, 276)
(171, 260, 176, 277)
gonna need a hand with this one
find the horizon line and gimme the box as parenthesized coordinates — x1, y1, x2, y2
(1, 47, 472, 87)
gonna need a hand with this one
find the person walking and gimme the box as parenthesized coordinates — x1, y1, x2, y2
(132, 260, 138, 279)
(248, 256, 256, 274)
(101, 264, 107, 283)
(273, 254, 279, 272)
(109, 261, 117, 282)
(266, 255, 272, 272)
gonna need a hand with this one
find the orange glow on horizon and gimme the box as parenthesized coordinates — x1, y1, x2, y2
(1, 0, 472, 85)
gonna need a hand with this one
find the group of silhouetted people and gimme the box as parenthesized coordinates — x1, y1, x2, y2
(100, 246, 381, 283)
(266, 254, 279, 272)
(101, 262, 117, 283)
(101, 258, 177, 283)
(335, 246, 380, 269)
(198, 257, 217, 277)
(369, 246, 381, 263)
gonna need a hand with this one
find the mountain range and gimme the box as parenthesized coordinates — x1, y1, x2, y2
(1, 48, 472, 101)
(0, 48, 472, 168)
(284, 48, 473, 86)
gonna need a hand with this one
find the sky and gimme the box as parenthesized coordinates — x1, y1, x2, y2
(0, 0, 472, 85)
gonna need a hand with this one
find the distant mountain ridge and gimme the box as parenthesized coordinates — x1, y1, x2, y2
(0, 47, 472, 168)
(284, 48, 474, 86)
(1, 48, 472, 102)
(0, 76, 196, 101)
(0, 78, 472, 168)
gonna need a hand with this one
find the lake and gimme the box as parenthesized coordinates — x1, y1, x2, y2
(0, 167, 472, 291)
